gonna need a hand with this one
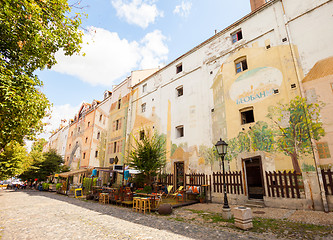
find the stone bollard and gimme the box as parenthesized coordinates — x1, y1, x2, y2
(234, 206, 253, 230)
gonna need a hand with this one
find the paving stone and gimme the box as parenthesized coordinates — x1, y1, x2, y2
(0, 190, 263, 240)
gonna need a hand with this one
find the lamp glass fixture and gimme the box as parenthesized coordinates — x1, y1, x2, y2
(215, 138, 228, 156)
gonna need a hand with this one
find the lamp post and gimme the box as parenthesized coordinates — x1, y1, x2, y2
(215, 138, 230, 212)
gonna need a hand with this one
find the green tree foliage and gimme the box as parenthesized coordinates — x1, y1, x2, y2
(199, 145, 219, 170)
(267, 96, 325, 173)
(20, 147, 65, 181)
(225, 121, 274, 162)
(0, 141, 29, 180)
(226, 131, 251, 162)
(128, 131, 166, 185)
(0, 0, 84, 150)
(248, 121, 275, 152)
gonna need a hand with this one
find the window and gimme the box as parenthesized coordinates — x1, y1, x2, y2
(118, 99, 121, 109)
(116, 119, 120, 130)
(231, 30, 243, 43)
(316, 142, 331, 159)
(176, 63, 183, 74)
(71, 131, 73, 136)
(142, 83, 147, 93)
(113, 142, 117, 153)
(69, 144, 71, 148)
(141, 103, 146, 113)
(95, 151, 98, 158)
(97, 131, 100, 139)
(85, 137, 88, 143)
(240, 108, 255, 124)
(140, 130, 145, 140)
(176, 125, 184, 138)
(99, 114, 103, 121)
(235, 58, 248, 73)
(87, 121, 90, 127)
(176, 86, 183, 97)
(78, 127, 80, 132)
(83, 153, 86, 159)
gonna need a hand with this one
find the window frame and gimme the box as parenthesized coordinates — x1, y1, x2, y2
(316, 142, 331, 159)
(118, 99, 121, 109)
(141, 103, 146, 113)
(142, 83, 147, 93)
(176, 86, 183, 97)
(231, 29, 243, 44)
(176, 125, 184, 138)
(240, 107, 255, 125)
(235, 57, 248, 74)
(176, 63, 183, 74)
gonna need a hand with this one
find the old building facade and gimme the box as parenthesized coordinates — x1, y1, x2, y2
(46, 0, 333, 210)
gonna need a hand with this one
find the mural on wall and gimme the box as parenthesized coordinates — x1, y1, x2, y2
(223, 97, 325, 174)
(302, 56, 333, 168)
(212, 44, 326, 174)
(267, 96, 325, 173)
(229, 67, 283, 105)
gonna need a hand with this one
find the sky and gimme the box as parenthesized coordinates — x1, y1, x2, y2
(38, 0, 251, 139)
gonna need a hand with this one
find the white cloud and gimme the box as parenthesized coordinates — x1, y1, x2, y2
(52, 27, 168, 86)
(139, 30, 169, 69)
(173, 1, 192, 17)
(112, 0, 163, 28)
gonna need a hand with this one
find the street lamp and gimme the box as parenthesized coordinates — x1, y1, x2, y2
(215, 138, 230, 210)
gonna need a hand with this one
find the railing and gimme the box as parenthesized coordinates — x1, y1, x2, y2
(265, 171, 303, 198)
(212, 171, 243, 194)
(321, 169, 333, 195)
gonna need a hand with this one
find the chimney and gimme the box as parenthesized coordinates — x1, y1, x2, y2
(250, 0, 267, 12)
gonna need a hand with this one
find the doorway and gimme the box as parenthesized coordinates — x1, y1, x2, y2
(174, 162, 184, 189)
(244, 157, 264, 199)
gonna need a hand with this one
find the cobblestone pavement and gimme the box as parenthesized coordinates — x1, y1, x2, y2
(0, 190, 264, 240)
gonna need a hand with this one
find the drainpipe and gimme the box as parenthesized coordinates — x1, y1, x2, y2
(280, 0, 328, 212)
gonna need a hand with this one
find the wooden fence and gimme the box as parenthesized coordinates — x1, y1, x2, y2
(212, 171, 243, 194)
(265, 171, 303, 198)
(185, 173, 207, 186)
(159, 173, 174, 186)
(321, 169, 333, 195)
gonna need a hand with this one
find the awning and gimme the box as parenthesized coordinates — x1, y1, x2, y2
(58, 169, 88, 178)
(115, 169, 141, 174)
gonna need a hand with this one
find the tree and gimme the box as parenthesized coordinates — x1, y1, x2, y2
(248, 121, 275, 152)
(127, 131, 166, 185)
(0, 141, 29, 180)
(267, 96, 325, 173)
(20, 149, 64, 181)
(225, 121, 274, 162)
(0, 0, 84, 150)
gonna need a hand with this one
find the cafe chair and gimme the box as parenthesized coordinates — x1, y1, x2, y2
(132, 197, 141, 212)
(140, 198, 151, 214)
(171, 186, 184, 199)
(99, 193, 109, 204)
(165, 185, 174, 198)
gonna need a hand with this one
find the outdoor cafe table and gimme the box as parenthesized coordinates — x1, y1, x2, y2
(134, 193, 160, 209)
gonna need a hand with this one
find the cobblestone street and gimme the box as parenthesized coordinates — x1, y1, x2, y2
(0, 190, 261, 240)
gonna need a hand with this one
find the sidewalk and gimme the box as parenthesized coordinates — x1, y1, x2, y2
(181, 203, 333, 226)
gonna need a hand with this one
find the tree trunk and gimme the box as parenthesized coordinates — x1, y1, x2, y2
(290, 153, 301, 174)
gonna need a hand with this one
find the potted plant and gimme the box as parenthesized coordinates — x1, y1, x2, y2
(197, 192, 205, 203)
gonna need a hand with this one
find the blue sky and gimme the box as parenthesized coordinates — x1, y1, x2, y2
(39, 0, 251, 135)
